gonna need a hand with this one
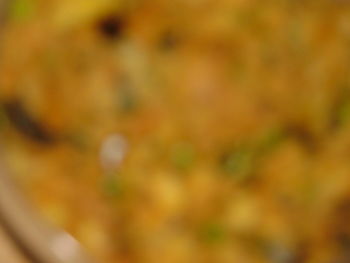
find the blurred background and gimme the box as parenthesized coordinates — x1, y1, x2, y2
(1, 0, 350, 262)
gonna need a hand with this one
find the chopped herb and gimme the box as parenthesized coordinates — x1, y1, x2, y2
(102, 176, 122, 198)
(221, 130, 284, 180)
(10, 0, 35, 21)
(200, 222, 227, 244)
(171, 142, 195, 170)
(328, 86, 350, 130)
(336, 98, 350, 127)
(118, 84, 137, 113)
(222, 145, 255, 180)
(257, 128, 286, 154)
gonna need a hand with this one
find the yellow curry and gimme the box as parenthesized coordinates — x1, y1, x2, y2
(1, 0, 350, 262)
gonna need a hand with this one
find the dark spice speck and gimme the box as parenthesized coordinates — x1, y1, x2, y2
(97, 15, 125, 39)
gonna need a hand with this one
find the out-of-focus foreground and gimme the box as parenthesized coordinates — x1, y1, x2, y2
(1, 0, 350, 262)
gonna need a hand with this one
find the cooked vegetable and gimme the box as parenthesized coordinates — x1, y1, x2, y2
(1, 1, 350, 262)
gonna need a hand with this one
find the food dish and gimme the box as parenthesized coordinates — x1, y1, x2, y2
(1, 0, 350, 262)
